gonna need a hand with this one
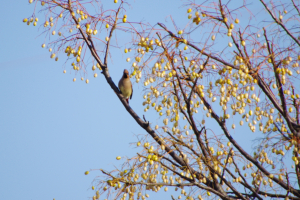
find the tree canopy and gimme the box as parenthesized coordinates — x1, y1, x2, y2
(24, 0, 300, 199)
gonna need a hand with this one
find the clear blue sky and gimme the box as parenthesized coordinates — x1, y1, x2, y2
(0, 0, 295, 200)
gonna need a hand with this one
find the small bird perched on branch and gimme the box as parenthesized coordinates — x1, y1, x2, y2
(118, 69, 133, 104)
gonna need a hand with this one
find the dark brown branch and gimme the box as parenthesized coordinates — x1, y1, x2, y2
(199, 95, 300, 197)
(292, 0, 300, 16)
(159, 161, 232, 200)
(231, 156, 263, 200)
(260, 0, 300, 47)
(104, 6, 121, 66)
(166, 131, 201, 158)
(157, 23, 239, 71)
(220, 147, 232, 185)
(263, 28, 295, 135)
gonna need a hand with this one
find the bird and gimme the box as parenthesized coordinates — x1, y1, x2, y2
(118, 69, 133, 104)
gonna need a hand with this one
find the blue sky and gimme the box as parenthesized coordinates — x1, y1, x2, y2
(0, 0, 297, 200)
